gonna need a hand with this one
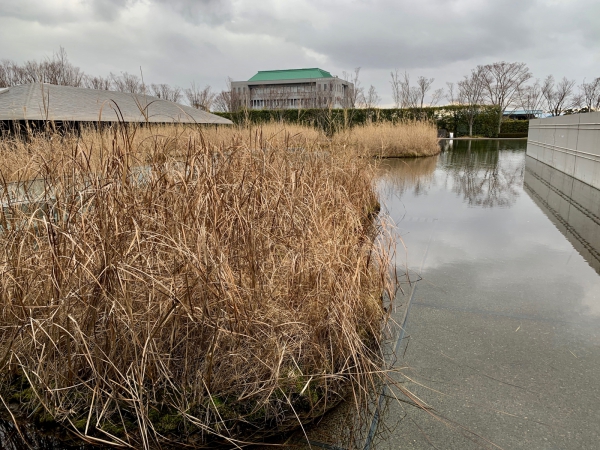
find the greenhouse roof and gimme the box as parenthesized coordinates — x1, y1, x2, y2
(0, 83, 232, 124)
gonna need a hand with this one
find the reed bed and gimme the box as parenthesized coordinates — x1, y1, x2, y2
(342, 121, 440, 158)
(0, 123, 328, 182)
(0, 124, 393, 448)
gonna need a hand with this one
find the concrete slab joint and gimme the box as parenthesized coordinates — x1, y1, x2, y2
(526, 112, 600, 190)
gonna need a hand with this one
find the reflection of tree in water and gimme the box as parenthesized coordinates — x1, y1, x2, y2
(441, 140, 524, 208)
(376, 155, 439, 197)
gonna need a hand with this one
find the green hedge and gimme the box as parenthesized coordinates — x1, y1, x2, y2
(499, 119, 529, 134)
(214, 106, 528, 138)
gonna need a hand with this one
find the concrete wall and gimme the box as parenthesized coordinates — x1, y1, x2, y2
(524, 156, 600, 275)
(527, 112, 600, 190)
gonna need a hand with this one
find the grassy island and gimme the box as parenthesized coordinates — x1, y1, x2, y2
(0, 123, 395, 448)
(341, 120, 441, 158)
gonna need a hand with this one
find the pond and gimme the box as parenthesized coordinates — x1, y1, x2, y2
(374, 139, 600, 449)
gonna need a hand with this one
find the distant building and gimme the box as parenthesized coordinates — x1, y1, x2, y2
(503, 109, 544, 120)
(231, 68, 354, 110)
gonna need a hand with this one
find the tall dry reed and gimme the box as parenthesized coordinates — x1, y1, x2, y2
(342, 121, 440, 158)
(0, 124, 393, 448)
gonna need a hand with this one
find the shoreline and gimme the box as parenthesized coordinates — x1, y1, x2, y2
(438, 137, 528, 140)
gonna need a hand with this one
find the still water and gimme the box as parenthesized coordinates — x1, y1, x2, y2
(377, 139, 600, 449)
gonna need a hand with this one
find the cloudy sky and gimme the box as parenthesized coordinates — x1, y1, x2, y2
(2, 0, 599, 106)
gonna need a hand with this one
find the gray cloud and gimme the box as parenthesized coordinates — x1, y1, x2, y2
(0, 0, 598, 105)
(153, 0, 233, 25)
(87, 0, 137, 21)
(224, 0, 540, 69)
(0, 0, 80, 24)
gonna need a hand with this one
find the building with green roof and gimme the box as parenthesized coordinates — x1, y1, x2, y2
(231, 68, 353, 110)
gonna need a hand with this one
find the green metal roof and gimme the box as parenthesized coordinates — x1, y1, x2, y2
(248, 68, 333, 82)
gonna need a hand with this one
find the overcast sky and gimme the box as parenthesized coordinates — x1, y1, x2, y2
(2, 0, 599, 106)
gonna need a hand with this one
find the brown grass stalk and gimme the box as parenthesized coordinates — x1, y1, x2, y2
(0, 123, 394, 448)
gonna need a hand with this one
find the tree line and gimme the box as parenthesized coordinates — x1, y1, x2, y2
(1, 50, 599, 132)
(0, 48, 228, 112)
(386, 62, 600, 135)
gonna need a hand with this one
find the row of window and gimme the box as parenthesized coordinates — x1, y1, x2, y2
(236, 83, 347, 95)
(250, 97, 345, 108)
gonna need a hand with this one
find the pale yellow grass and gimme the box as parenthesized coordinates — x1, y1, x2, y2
(0, 123, 393, 449)
(0, 122, 327, 182)
(342, 121, 441, 158)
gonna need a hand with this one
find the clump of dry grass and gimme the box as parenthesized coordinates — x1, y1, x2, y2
(342, 121, 440, 158)
(197, 122, 328, 149)
(0, 123, 393, 448)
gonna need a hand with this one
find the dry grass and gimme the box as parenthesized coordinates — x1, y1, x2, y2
(341, 121, 441, 158)
(0, 123, 394, 448)
(0, 123, 328, 182)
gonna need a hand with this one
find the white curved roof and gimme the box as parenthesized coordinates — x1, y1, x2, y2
(0, 83, 232, 125)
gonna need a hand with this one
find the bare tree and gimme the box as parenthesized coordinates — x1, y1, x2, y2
(390, 69, 402, 108)
(0, 47, 85, 87)
(479, 61, 532, 134)
(342, 67, 363, 108)
(541, 75, 576, 116)
(0, 60, 17, 88)
(21, 60, 41, 84)
(391, 71, 430, 110)
(185, 82, 215, 111)
(401, 72, 420, 109)
(416, 76, 434, 109)
(213, 77, 242, 112)
(577, 77, 600, 112)
(516, 79, 544, 117)
(457, 67, 486, 136)
(430, 87, 444, 107)
(83, 75, 112, 90)
(445, 82, 457, 104)
(213, 91, 231, 112)
(44, 47, 85, 87)
(150, 83, 183, 103)
(362, 85, 381, 109)
(0, 60, 34, 86)
(110, 72, 146, 94)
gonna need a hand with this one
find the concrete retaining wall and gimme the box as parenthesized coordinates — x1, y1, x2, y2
(527, 112, 600, 190)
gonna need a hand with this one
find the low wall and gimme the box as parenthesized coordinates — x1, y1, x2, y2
(526, 112, 600, 190)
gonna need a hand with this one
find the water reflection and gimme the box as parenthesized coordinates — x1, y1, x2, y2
(379, 140, 526, 210)
(524, 156, 600, 276)
(376, 155, 438, 197)
(439, 140, 524, 208)
(374, 139, 600, 448)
